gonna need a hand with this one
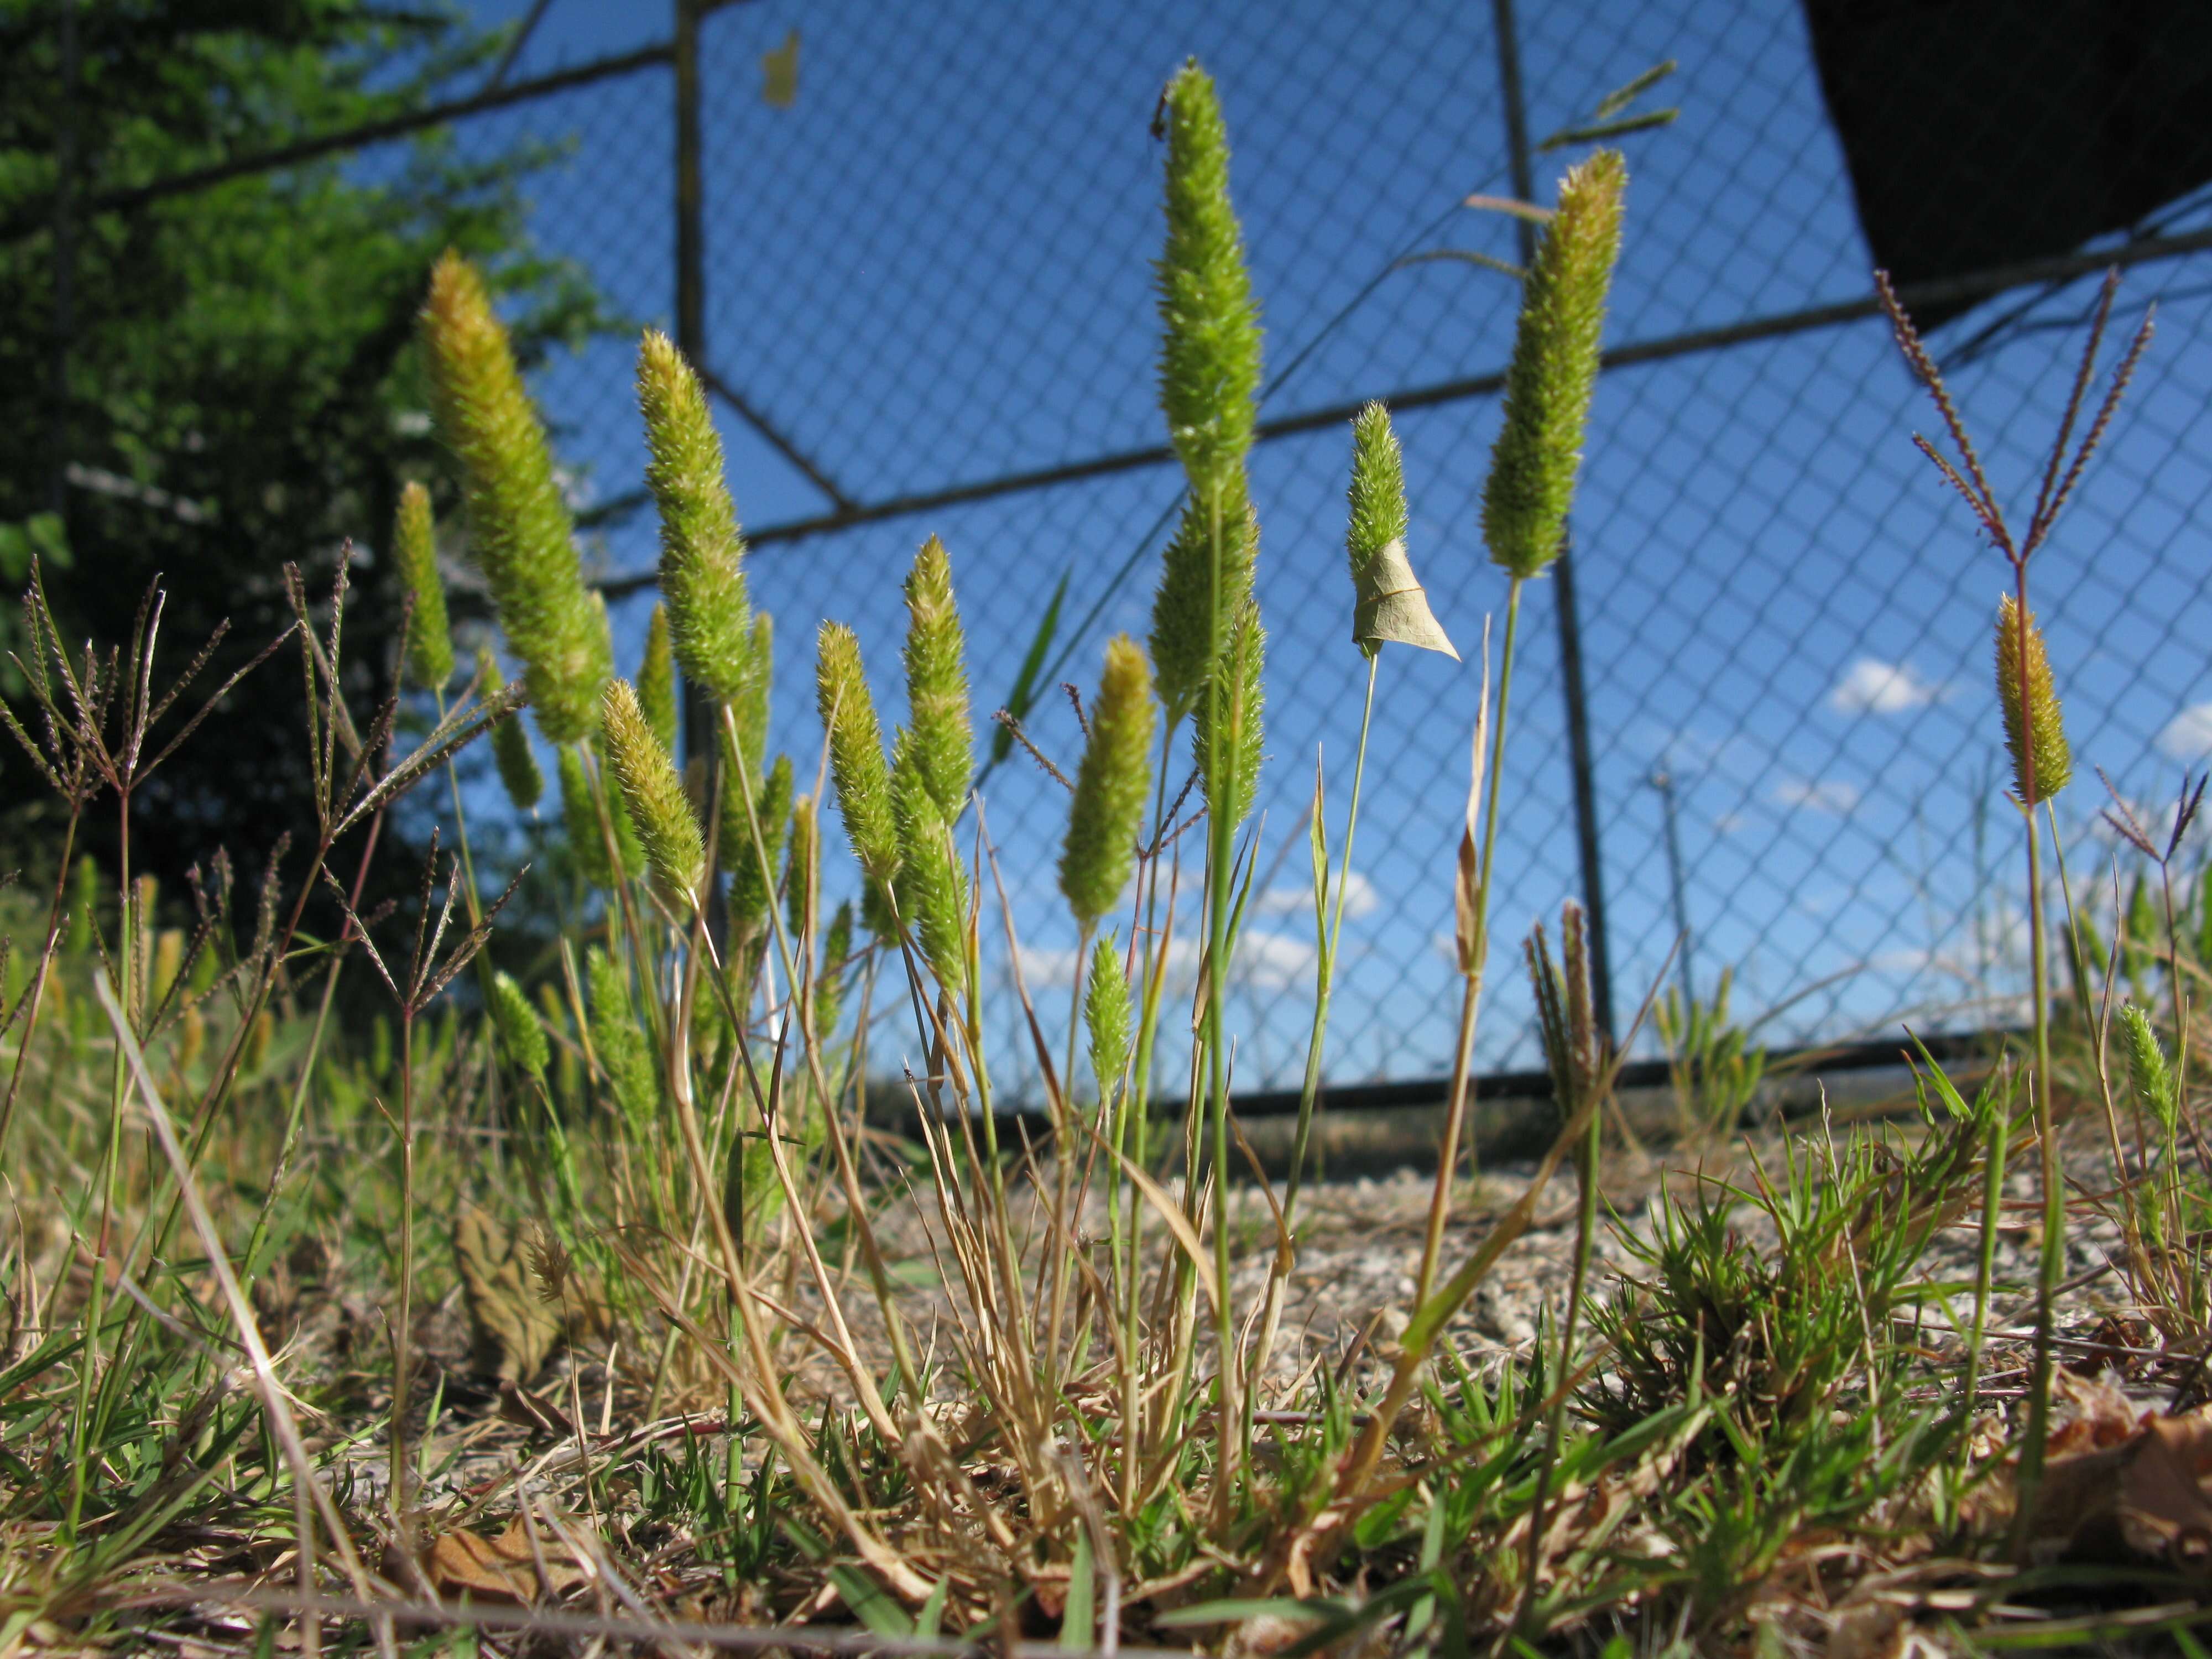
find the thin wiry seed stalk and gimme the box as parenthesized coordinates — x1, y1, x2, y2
(719, 702, 927, 1407)
(1248, 651, 1379, 1408)
(1418, 576, 1524, 1306)
(1198, 479, 1241, 1517)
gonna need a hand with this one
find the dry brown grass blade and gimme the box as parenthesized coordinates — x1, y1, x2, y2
(116, 1585, 1193, 1658)
(601, 1234, 935, 1604)
(1087, 1116, 1220, 1318)
(95, 973, 382, 1656)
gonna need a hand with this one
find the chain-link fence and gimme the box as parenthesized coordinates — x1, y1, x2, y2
(27, 1, 2212, 1105)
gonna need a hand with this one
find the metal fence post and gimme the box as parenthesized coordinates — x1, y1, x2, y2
(673, 0, 727, 940)
(1491, 0, 1619, 1046)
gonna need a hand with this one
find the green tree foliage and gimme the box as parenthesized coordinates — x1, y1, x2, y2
(0, 1, 609, 894)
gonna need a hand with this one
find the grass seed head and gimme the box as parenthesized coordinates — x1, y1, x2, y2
(477, 646, 544, 813)
(602, 678, 706, 912)
(490, 969, 548, 1081)
(1193, 593, 1265, 831)
(1995, 594, 2071, 804)
(901, 535, 972, 820)
(393, 482, 453, 691)
(586, 945, 656, 1132)
(637, 327, 752, 703)
(2121, 1001, 2177, 1138)
(1155, 61, 1261, 517)
(893, 754, 970, 997)
(729, 611, 775, 786)
(1149, 60, 1262, 721)
(1481, 150, 1626, 580)
(785, 792, 817, 937)
(419, 251, 610, 743)
(1150, 491, 1256, 722)
(815, 622, 901, 900)
(1085, 932, 1131, 1109)
(1347, 403, 1455, 659)
(560, 742, 642, 890)
(815, 898, 853, 1035)
(1060, 635, 1156, 928)
(728, 752, 794, 932)
(638, 602, 679, 758)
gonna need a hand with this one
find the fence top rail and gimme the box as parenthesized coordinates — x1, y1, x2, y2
(591, 221, 2212, 595)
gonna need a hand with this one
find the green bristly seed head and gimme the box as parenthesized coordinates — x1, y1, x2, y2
(394, 481, 453, 691)
(1995, 594, 2071, 804)
(477, 646, 543, 812)
(638, 602, 679, 758)
(731, 611, 774, 786)
(586, 946, 657, 1133)
(1481, 150, 1626, 580)
(1060, 635, 1156, 928)
(816, 622, 901, 893)
(637, 327, 753, 703)
(1193, 594, 1265, 831)
(602, 678, 706, 912)
(419, 252, 611, 743)
(489, 970, 547, 1081)
(893, 756, 970, 998)
(1150, 488, 1257, 722)
(816, 900, 853, 1036)
(1084, 933, 1131, 1112)
(785, 792, 817, 940)
(901, 535, 972, 820)
(1149, 61, 1262, 722)
(728, 753, 794, 931)
(1156, 60, 1261, 514)
(559, 744, 643, 889)
(1347, 403, 1458, 660)
(2120, 1003, 2177, 1138)
(1346, 403, 1406, 581)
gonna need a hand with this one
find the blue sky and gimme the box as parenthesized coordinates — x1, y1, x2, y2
(413, 0, 2212, 1097)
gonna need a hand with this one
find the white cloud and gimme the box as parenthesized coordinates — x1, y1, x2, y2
(1770, 778, 1860, 816)
(2158, 704, 2212, 761)
(1828, 658, 1944, 716)
(1255, 868, 1379, 922)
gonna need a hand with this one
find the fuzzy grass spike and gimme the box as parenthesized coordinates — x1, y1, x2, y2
(637, 328, 752, 702)
(1995, 595, 2071, 805)
(1193, 593, 1265, 831)
(1481, 151, 1626, 579)
(1086, 932, 1131, 1109)
(477, 646, 542, 812)
(816, 622, 900, 894)
(1149, 61, 1262, 718)
(1347, 403, 1455, 658)
(419, 252, 611, 742)
(901, 536, 972, 820)
(393, 482, 453, 691)
(729, 753, 794, 932)
(1060, 635, 1156, 928)
(638, 602, 679, 758)
(560, 743, 641, 889)
(602, 678, 705, 912)
(489, 969, 547, 1081)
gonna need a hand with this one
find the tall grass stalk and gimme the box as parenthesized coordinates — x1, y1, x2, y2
(1877, 266, 2151, 1532)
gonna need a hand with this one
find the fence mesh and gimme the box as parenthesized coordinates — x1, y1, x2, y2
(29, 1, 2212, 1104)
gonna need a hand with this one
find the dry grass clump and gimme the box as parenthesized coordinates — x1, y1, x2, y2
(6, 54, 2212, 1659)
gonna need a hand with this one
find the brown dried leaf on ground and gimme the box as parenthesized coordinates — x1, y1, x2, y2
(2027, 1371, 2212, 1572)
(421, 1515, 589, 1603)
